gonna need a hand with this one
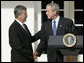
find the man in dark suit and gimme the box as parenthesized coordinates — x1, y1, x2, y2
(9, 5, 40, 62)
(33, 3, 76, 62)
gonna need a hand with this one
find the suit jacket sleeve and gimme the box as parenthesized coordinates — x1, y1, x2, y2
(36, 24, 47, 56)
(31, 30, 41, 42)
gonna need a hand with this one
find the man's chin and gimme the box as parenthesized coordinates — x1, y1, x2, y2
(48, 17, 51, 19)
(23, 20, 26, 22)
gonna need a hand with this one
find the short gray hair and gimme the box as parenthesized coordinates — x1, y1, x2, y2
(14, 5, 26, 18)
(46, 3, 60, 14)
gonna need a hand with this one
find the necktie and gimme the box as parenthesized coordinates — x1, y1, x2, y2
(23, 24, 28, 32)
(53, 21, 56, 36)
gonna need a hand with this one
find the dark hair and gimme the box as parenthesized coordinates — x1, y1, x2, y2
(14, 5, 26, 18)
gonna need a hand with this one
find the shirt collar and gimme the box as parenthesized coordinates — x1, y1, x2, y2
(52, 15, 60, 23)
(15, 19, 24, 26)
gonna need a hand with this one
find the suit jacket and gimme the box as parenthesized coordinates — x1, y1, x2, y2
(36, 16, 76, 62)
(9, 20, 39, 62)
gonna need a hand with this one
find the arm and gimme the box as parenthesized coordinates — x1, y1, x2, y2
(35, 24, 47, 57)
(31, 30, 41, 42)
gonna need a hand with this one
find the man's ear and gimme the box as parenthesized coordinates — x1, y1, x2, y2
(54, 10, 57, 16)
(17, 14, 21, 18)
(54, 11, 57, 15)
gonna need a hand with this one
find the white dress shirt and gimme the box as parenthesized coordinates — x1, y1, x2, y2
(52, 15, 60, 30)
(15, 19, 25, 29)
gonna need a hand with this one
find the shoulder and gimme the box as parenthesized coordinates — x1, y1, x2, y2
(9, 20, 18, 31)
(61, 17, 73, 21)
(42, 20, 51, 26)
(60, 16, 73, 24)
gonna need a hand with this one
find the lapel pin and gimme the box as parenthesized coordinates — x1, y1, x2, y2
(60, 25, 62, 27)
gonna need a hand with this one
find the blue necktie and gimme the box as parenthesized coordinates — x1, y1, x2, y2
(53, 21, 56, 36)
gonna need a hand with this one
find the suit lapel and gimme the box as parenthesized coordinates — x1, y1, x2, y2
(14, 20, 31, 35)
(48, 18, 62, 36)
(23, 24, 31, 36)
(48, 20, 53, 35)
(48, 17, 63, 36)
(56, 17, 63, 35)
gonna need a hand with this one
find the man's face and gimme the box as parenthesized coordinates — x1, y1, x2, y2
(46, 6, 56, 19)
(18, 10, 27, 23)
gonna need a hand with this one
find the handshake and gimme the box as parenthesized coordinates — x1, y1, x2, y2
(33, 51, 39, 59)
